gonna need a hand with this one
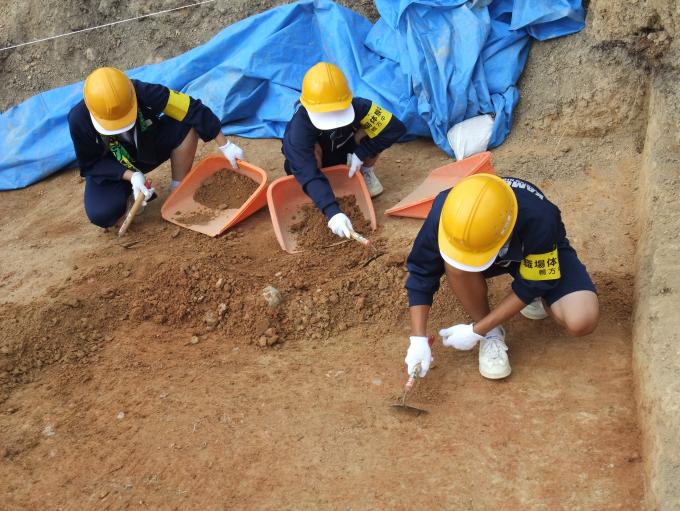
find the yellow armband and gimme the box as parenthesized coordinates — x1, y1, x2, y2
(519, 247, 561, 281)
(359, 102, 393, 138)
(163, 90, 190, 121)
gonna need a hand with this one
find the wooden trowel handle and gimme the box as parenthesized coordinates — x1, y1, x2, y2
(118, 193, 146, 237)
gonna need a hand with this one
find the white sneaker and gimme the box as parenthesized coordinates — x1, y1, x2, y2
(360, 166, 384, 197)
(479, 326, 511, 379)
(520, 298, 549, 320)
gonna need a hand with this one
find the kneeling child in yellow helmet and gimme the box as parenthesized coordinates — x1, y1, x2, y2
(68, 67, 244, 229)
(282, 62, 406, 239)
(404, 174, 599, 380)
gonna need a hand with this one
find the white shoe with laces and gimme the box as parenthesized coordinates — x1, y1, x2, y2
(520, 298, 549, 320)
(479, 326, 511, 380)
(360, 166, 384, 197)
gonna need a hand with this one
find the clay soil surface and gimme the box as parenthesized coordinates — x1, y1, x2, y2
(291, 196, 372, 250)
(194, 169, 259, 210)
(0, 131, 643, 508)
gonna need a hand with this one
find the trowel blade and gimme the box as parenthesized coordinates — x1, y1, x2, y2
(390, 403, 429, 417)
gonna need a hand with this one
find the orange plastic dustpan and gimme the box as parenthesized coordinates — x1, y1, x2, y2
(385, 152, 496, 219)
(267, 165, 377, 254)
(161, 154, 268, 237)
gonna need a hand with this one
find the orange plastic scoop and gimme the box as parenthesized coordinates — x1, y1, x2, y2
(267, 164, 377, 254)
(385, 152, 495, 219)
(161, 154, 268, 237)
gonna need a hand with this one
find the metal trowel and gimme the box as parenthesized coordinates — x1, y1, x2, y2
(390, 335, 434, 417)
(390, 365, 429, 416)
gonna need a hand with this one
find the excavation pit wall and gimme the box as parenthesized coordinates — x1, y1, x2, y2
(633, 69, 680, 511)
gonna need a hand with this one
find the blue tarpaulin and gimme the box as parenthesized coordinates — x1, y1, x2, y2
(0, 0, 584, 190)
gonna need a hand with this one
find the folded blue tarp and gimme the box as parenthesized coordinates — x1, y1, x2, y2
(0, 0, 584, 190)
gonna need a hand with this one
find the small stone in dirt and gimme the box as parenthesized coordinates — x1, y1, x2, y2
(171, 228, 181, 238)
(204, 311, 219, 327)
(275, 271, 283, 277)
(262, 285, 283, 307)
(103, 335, 114, 342)
(258, 336, 268, 348)
(63, 298, 82, 308)
(190, 336, 199, 345)
(217, 203, 228, 210)
(356, 296, 366, 308)
(116, 411, 125, 420)
(217, 303, 228, 316)
(215, 277, 224, 289)
(42, 425, 56, 437)
(267, 335, 280, 346)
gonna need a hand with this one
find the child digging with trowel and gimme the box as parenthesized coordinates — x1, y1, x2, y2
(282, 62, 406, 240)
(404, 174, 599, 381)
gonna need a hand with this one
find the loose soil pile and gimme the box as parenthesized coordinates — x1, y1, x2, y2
(290, 195, 372, 250)
(171, 169, 259, 226)
(193, 169, 258, 210)
(172, 208, 216, 226)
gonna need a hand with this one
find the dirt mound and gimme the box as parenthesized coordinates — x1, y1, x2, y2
(0, 212, 413, 403)
(193, 169, 258, 210)
(290, 196, 372, 250)
(172, 208, 216, 225)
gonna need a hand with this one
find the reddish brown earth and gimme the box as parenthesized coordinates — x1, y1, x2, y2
(0, 133, 643, 509)
(290, 196, 373, 250)
(193, 169, 259, 210)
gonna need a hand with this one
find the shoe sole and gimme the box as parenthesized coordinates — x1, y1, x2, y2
(479, 366, 512, 380)
(520, 309, 548, 320)
(368, 186, 384, 198)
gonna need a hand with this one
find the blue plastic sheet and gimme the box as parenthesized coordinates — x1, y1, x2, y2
(0, 0, 583, 190)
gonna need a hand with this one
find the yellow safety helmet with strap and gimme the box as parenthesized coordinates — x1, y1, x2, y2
(83, 67, 137, 135)
(438, 174, 518, 271)
(300, 62, 354, 130)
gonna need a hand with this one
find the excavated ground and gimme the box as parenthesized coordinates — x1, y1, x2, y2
(0, 130, 643, 508)
(4, 0, 676, 508)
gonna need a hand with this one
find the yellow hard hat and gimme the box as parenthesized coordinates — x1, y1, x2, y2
(83, 67, 137, 135)
(438, 174, 518, 271)
(300, 62, 354, 130)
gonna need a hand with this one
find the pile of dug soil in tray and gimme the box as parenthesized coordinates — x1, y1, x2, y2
(290, 195, 372, 249)
(172, 169, 259, 225)
(194, 169, 258, 210)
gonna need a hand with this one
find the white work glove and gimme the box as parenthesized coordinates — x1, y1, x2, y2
(347, 152, 363, 178)
(130, 171, 154, 204)
(219, 140, 244, 168)
(439, 323, 484, 350)
(404, 336, 432, 377)
(327, 212, 353, 239)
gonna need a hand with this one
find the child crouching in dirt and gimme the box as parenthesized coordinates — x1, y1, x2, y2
(68, 66, 244, 230)
(404, 174, 599, 380)
(282, 62, 406, 240)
